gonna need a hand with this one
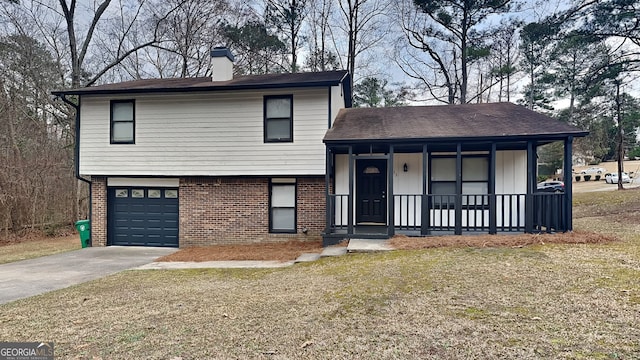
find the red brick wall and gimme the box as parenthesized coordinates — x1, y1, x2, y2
(90, 176, 107, 246)
(296, 177, 326, 237)
(179, 177, 325, 247)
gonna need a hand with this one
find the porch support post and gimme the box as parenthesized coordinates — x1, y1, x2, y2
(324, 147, 332, 234)
(347, 146, 354, 235)
(525, 140, 536, 233)
(455, 143, 462, 235)
(421, 144, 429, 236)
(563, 136, 574, 231)
(388, 145, 395, 237)
(489, 143, 497, 234)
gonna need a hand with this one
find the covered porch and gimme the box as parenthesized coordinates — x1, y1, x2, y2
(321, 103, 588, 246)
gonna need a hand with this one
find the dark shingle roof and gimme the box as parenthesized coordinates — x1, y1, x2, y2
(324, 103, 587, 143)
(52, 70, 350, 96)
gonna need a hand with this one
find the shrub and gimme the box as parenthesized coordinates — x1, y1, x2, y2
(575, 176, 581, 182)
(537, 175, 548, 183)
(584, 175, 592, 181)
(595, 175, 601, 181)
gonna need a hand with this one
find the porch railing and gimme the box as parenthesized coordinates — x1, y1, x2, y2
(327, 192, 567, 235)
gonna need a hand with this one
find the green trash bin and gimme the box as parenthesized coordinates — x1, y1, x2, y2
(74, 220, 91, 248)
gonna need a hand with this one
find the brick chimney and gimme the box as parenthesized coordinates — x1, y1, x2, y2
(210, 47, 234, 81)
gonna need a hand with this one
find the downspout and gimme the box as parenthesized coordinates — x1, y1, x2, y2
(57, 94, 92, 244)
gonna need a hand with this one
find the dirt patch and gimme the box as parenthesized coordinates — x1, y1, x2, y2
(389, 231, 618, 250)
(157, 240, 324, 262)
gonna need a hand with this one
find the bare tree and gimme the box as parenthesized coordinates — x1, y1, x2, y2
(305, 0, 339, 71)
(332, 0, 390, 92)
(489, 19, 521, 102)
(0, 33, 74, 233)
(0, 0, 186, 222)
(397, 0, 515, 104)
(265, 0, 308, 72)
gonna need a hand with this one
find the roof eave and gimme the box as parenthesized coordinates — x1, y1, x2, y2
(51, 78, 348, 97)
(323, 132, 589, 145)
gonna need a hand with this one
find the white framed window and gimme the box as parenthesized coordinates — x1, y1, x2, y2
(270, 179, 296, 233)
(264, 95, 293, 142)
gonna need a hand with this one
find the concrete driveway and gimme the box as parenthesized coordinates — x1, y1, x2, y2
(0, 246, 176, 305)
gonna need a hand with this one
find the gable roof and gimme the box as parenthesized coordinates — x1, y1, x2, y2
(324, 102, 587, 143)
(52, 71, 351, 105)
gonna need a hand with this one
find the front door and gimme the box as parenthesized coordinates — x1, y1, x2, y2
(356, 159, 387, 224)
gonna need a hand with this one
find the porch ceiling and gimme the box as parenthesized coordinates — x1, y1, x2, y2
(324, 102, 588, 145)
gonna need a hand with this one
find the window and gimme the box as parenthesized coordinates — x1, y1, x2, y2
(111, 100, 135, 144)
(430, 156, 489, 208)
(264, 95, 293, 142)
(270, 179, 296, 233)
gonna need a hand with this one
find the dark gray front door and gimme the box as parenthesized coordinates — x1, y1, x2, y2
(356, 159, 387, 224)
(108, 187, 179, 247)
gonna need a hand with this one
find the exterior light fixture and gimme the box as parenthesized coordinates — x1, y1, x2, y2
(403, 163, 408, 172)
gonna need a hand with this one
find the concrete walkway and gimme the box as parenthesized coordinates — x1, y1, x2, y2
(0, 242, 393, 305)
(347, 239, 393, 252)
(0, 246, 176, 305)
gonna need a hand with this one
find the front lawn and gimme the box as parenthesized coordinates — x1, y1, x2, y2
(0, 232, 80, 265)
(0, 190, 639, 359)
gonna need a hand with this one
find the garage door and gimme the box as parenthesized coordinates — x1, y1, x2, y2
(108, 187, 179, 247)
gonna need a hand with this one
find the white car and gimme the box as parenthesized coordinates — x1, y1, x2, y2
(580, 167, 606, 174)
(604, 172, 631, 184)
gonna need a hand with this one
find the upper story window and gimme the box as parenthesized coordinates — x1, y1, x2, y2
(111, 100, 135, 144)
(264, 95, 293, 143)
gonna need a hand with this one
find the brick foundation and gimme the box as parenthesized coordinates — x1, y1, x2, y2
(90, 176, 107, 246)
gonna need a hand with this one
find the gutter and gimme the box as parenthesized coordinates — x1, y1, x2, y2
(55, 94, 92, 245)
(50, 78, 349, 97)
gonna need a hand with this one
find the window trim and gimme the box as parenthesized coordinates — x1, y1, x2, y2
(264, 95, 293, 143)
(269, 179, 297, 233)
(429, 154, 489, 209)
(110, 99, 135, 144)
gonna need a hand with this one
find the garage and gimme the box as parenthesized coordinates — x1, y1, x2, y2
(108, 187, 179, 247)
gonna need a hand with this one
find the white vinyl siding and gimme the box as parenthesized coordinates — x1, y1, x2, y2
(330, 85, 345, 127)
(79, 88, 339, 176)
(495, 150, 527, 227)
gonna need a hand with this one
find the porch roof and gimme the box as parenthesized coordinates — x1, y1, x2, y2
(324, 103, 588, 144)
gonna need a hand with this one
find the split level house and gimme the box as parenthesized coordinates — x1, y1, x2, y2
(53, 48, 588, 248)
